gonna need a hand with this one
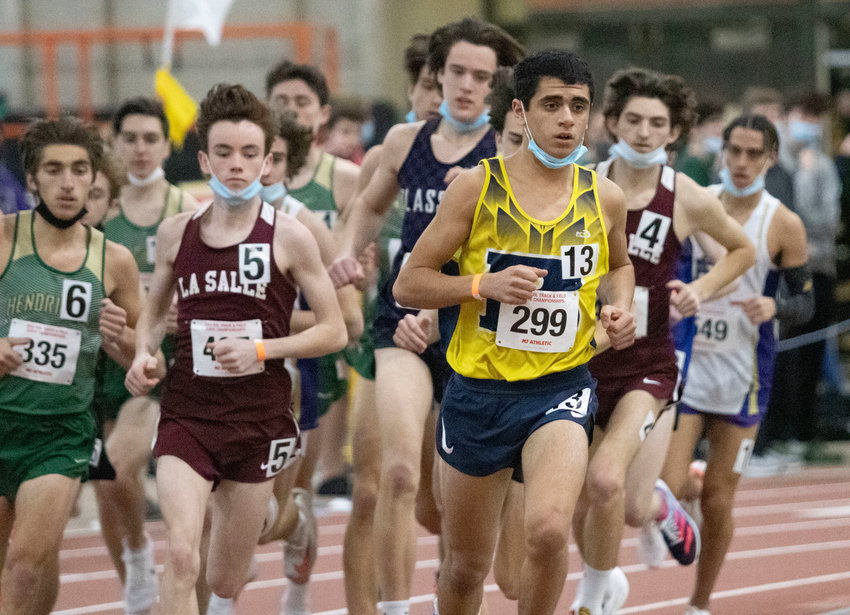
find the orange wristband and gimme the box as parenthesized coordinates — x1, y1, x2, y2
(255, 339, 266, 362)
(472, 273, 484, 300)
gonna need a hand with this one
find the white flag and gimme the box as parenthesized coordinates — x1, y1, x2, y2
(167, 0, 234, 46)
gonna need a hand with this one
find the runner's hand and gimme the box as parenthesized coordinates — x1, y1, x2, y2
(99, 298, 127, 343)
(667, 279, 701, 318)
(393, 312, 432, 354)
(328, 255, 364, 289)
(125, 352, 160, 396)
(731, 296, 776, 325)
(207, 337, 262, 375)
(479, 266, 548, 305)
(600, 305, 636, 350)
(0, 337, 29, 375)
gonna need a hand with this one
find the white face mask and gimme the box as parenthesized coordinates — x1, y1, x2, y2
(127, 167, 165, 187)
(609, 140, 668, 169)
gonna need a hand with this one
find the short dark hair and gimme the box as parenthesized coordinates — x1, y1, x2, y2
(514, 50, 594, 107)
(695, 100, 724, 126)
(196, 83, 275, 154)
(603, 67, 697, 146)
(404, 34, 431, 85)
(790, 91, 831, 117)
(328, 97, 368, 130)
(722, 114, 780, 156)
(274, 111, 312, 179)
(427, 17, 525, 75)
(112, 97, 169, 139)
(265, 62, 330, 106)
(21, 115, 104, 177)
(486, 66, 515, 134)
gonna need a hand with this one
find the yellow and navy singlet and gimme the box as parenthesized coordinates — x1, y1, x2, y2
(0, 210, 106, 415)
(444, 156, 609, 381)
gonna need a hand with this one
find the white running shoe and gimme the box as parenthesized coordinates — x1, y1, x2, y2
(684, 606, 710, 615)
(206, 594, 234, 615)
(601, 566, 629, 615)
(637, 521, 668, 568)
(283, 488, 318, 585)
(122, 535, 158, 614)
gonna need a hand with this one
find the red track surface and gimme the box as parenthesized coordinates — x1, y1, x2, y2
(51, 465, 850, 614)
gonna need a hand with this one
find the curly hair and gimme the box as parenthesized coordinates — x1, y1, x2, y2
(21, 115, 104, 178)
(602, 67, 697, 146)
(428, 17, 525, 75)
(196, 83, 275, 154)
(487, 66, 515, 134)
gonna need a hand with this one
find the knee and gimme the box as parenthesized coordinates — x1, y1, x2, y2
(3, 548, 43, 597)
(381, 457, 418, 499)
(586, 468, 623, 511)
(700, 482, 733, 522)
(442, 550, 491, 594)
(524, 515, 569, 562)
(165, 539, 199, 586)
(207, 571, 240, 600)
(350, 476, 379, 520)
(624, 494, 652, 528)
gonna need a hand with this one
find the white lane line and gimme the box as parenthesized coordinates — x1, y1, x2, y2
(616, 571, 850, 613)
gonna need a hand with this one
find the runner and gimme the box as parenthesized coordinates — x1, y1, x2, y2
(125, 83, 346, 615)
(393, 49, 635, 615)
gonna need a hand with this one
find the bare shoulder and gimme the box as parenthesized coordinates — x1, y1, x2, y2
(156, 209, 195, 255)
(446, 163, 487, 199)
(0, 213, 17, 271)
(771, 202, 806, 242)
(595, 173, 626, 222)
(274, 209, 314, 245)
(381, 122, 422, 169)
(333, 156, 361, 181)
(674, 172, 718, 209)
(595, 173, 626, 205)
(104, 239, 135, 272)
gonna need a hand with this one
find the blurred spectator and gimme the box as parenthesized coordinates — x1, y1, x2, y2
(0, 117, 30, 214)
(322, 96, 368, 164)
(677, 99, 724, 186)
(753, 91, 843, 472)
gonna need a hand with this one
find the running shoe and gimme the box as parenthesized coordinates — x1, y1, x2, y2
(122, 535, 158, 614)
(655, 479, 700, 565)
(283, 487, 318, 586)
(684, 606, 710, 615)
(637, 521, 667, 568)
(601, 566, 629, 615)
(205, 594, 234, 615)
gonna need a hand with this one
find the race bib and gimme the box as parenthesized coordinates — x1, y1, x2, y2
(632, 286, 649, 339)
(628, 211, 671, 265)
(496, 290, 579, 353)
(9, 318, 81, 385)
(191, 319, 264, 377)
(692, 302, 734, 352)
(261, 436, 299, 477)
(239, 243, 271, 287)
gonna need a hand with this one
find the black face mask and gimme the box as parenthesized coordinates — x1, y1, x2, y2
(35, 199, 87, 229)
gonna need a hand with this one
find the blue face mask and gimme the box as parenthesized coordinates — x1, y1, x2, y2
(439, 100, 490, 134)
(520, 104, 587, 169)
(609, 140, 668, 169)
(360, 120, 375, 145)
(260, 182, 286, 203)
(405, 110, 417, 123)
(788, 119, 821, 145)
(703, 136, 723, 154)
(209, 173, 264, 207)
(719, 167, 764, 198)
